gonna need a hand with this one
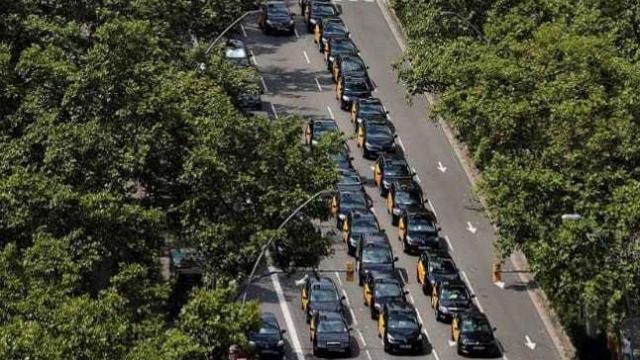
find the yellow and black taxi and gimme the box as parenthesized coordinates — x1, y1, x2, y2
(330, 188, 371, 229)
(314, 17, 349, 53)
(337, 168, 363, 193)
(304, 0, 341, 33)
(342, 209, 379, 255)
(416, 248, 459, 294)
(331, 145, 354, 171)
(332, 54, 368, 83)
(351, 97, 388, 129)
(364, 272, 407, 319)
(325, 37, 358, 71)
(431, 278, 473, 322)
(310, 311, 352, 356)
(372, 153, 413, 197)
(398, 209, 442, 254)
(356, 232, 396, 285)
(304, 118, 339, 146)
(356, 117, 397, 159)
(386, 178, 424, 226)
(451, 310, 501, 357)
(378, 302, 424, 354)
(248, 312, 286, 358)
(257, 1, 295, 35)
(335, 75, 373, 110)
(301, 275, 345, 323)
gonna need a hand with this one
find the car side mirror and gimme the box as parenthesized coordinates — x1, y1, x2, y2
(366, 65, 370, 69)
(349, 156, 354, 161)
(291, 13, 295, 18)
(404, 290, 410, 295)
(471, 294, 476, 298)
(281, 329, 287, 334)
(336, 4, 343, 14)
(341, 295, 346, 300)
(393, 256, 399, 262)
(386, 110, 390, 114)
(492, 326, 497, 332)
(393, 134, 398, 138)
(437, 227, 442, 231)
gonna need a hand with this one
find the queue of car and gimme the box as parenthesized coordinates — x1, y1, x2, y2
(299, 0, 502, 357)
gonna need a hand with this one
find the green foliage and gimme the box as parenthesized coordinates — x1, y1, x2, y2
(394, 0, 640, 344)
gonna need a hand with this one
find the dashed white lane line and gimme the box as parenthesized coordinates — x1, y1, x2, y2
(397, 136, 406, 152)
(303, 50, 311, 64)
(461, 270, 485, 313)
(240, 24, 247, 37)
(357, 330, 367, 347)
(408, 291, 440, 360)
(427, 199, 438, 219)
(335, 271, 343, 287)
(249, 49, 258, 66)
(365, 349, 373, 360)
(268, 266, 305, 360)
(327, 105, 335, 119)
(260, 76, 268, 93)
(294, 27, 300, 38)
(444, 235, 455, 252)
(315, 77, 323, 91)
(341, 289, 359, 326)
(271, 103, 279, 119)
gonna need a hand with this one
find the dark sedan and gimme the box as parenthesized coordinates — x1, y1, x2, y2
(305, 0, 340, 32)
(398, 209, 442, 254)
(386, 178, 424, 225)
(248, 312, 286, 359)
(310, 311, 352, 356)
(342, 209, 379, 255)
(378, 302, 424, 354)
(351, 97, 388, 129)
(356, 232, 397, 286)
(301, 276, 344, 323)
(336, 75, 373, 110)
(332, 54, 368, 83)
(417, 249, 460, 294)
(452, 310, 501, 357)
(258, 1, 295, 35)
(431, 279, 474, 322)
(330, 189, 370, 229)
(364, 274, 407, 319)
(337, 168, 363, 193)
(304, 118, 339, 146)
(325, 37, 358, 71)
(373, 154, 413, 197)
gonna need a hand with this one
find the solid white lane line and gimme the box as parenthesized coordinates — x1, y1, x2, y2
(357, 329, 367, 347)
(397, 136, 406, 152)
(335, 271, 343, 287)
(240, 24, 247, 37)
(341, 289, 358, 326)
(444, 235, 455, 252)
(303, 50, 311, 64)
(315, 77, 323, 91)
(260, 76, 268, 93)
(249, 49, 258, 66)
(427, 199, 438, 218)
(461, 271, 485, 313)
(407, 293, 415, 304)
(294, 28, 300, 38)
(271, 104, 279, 119)
(327, 105, 335, 119)
(268, 266, 305, 360)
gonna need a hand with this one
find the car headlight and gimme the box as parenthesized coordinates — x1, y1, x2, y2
(349, 237, 357, 246)
(329, 56, 335, 61)
(392, 208, 401, 215)
(438, 304, 449, 313)
(364, 141, 373, 148)
(289, 19, 294, 25)
(374, 303, 382, 310)
(277, 339, 285, 347)
(249, 341, 256, 348)
(266, 20, 273, 25)
(417, 333, 423, 340)
(356, 117, 363, 124)
(338, 213, 346, 220)
(387, 334, 398, 343)
(310, 18, 317, 24)
(342, 95, 350, 101)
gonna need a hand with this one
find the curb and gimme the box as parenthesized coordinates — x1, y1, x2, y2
(375, 0, 577, 359)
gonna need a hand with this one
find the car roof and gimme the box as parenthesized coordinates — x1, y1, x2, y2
(321, 16, 344, 25)
(261, 312, 279, 323)
(392, 179, 421, 192)
(374, 276, 403, 286)
(361, 232, 390, 246)
(359, 97, 383, 105)
(317, 311, 345, 321)
(386, 301, 415, 313)
(407, 209, 436, 221)
(379, 153, 405, 163)
(310, 276, 336, 288)
(339, 190, 365, 198)
(349, 209, 375, 219)
(438, 278, 466, 289)
(312, 118, 337, 125)
(342, 75, 369, 86)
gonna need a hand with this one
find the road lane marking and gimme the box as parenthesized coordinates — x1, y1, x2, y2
(427, 199, 438, 219)
(407, 293, 415, 304)
(437, 161, 447, 173)
(467, 221, 477, 234)
(415, 174, 422, 184)
(525, 335, 537, 350)
(294, 28, 300, 38)
(249, 49, 258, 66)
(461, 271, 485, 313)
(365, 350, 373, 360)
(335, 271, 343, 287)
(444, 235, 455, 252)
(341, 289, 358, 326)
(327, 105, 335, 119)
(397, 136, 406, 152)
(268, 266, 305, 360)
(315, 77, 322, 91)
(357, 329, 367, 347)
(260, 76, 268, 93)
(303, 50, 311, 64)
(240, 24, 247, 37)
(399, 268, 407, 284)
(271, 104, 279, 119)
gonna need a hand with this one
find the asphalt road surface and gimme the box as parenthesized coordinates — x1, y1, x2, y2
(244, 1, 563, 359)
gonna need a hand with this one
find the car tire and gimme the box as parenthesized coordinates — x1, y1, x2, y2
(370, 306, 376, 320)
(421, 281, 429, 295)
(434, 307, 440, 322)
(358, 275, 363, 286)
(391, 214, 399, 226)
(383, 338, 391, 353)
(289, 27, 295, 36)
(340, 99, 347, 110)
(402, 238, 409, 253)
(347, 243, 355, 256)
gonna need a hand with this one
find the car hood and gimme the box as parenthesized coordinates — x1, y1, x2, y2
(441, 300, 472, 310)
(375, 295, 404, 307)
(429, 272, 459, 283)
(309, 301, 341, 313)
(316, 332, 350, 344)
(362, 262, 394, 273)
(249, 333, 281, 344)
(461, 331, 495, 344)
(343, 89, 371, 98)
(406, 232, 439, 245)
(366, 133, 394, 145)
(269, 16, 291, 23)
(388, 328, 421, 341)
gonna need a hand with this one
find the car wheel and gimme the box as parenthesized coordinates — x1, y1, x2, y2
(383, 338, 391, 353)
(421, 281, 429, 295)
(289, 27, 295, 36)
(312, 342, 319, 356)
(347, 243, 355, 256)
(402, 238, 408, 253)
(434, 307, 440, 322)
(391, 214, 399, 226)
(370, 306, 376, 320)
(362, 147, 369, 159)
(340, 99, 347, 110)
(358, 275, 363, 286)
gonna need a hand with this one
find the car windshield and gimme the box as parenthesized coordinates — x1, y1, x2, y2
(311, 289, 338, 302)
(325, 24, 348, 36)
(352, 219, 378, 233)
(409, 219, 436, 232)
(268, 4, 289, 16)
(385, 163, 410, 176)
(343, 59, 365, 72)
(431, 259, 456, 273)
(388, 314, 419, 330)
(395, 191, 420, 205)
(318, 319, 347, 333)
(361, 112, 387, 122)
(461, 318, 492, 334)
(333, 40, 357, 53)
(340, 173, 360, 184)
(362, 247, 392, 264)
(342, 193, 367, 207)
(259, 321, 281, 335)
(314, 4, 337, 16)
(375, 283, 403, 298)
(367, 124, 393, 138)
(441, 287, 469, 302)
(361, 103, 384, 114)
(345, 80, 369, 92)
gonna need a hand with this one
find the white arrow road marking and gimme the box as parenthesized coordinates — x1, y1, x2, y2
(437, 161, 447, 173)
(467, 221, 477, 234)
(525, 335, 537, 350)
(268, 266, 305, 360)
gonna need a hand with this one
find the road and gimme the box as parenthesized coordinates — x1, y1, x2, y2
(244, 1, 563, 359)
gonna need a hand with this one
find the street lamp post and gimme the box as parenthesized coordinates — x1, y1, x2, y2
(440, 11, 489, 45)
(205, 10, 261, 56)
(241, 189, 334, 304)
